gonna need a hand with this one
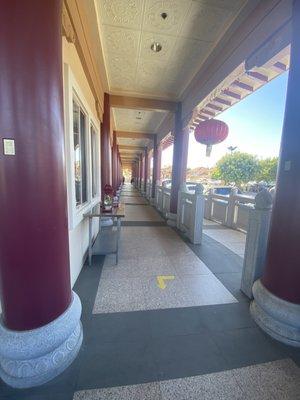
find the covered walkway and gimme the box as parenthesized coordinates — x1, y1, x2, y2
(2, 184, 299, 399)
(1, 1, 300, 398)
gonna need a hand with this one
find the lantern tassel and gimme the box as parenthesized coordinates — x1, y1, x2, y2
(206, 144, 212, 157)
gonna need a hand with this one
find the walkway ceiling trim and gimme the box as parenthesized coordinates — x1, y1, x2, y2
(188, 35, 290, 131)
(183, 0, 292, 130)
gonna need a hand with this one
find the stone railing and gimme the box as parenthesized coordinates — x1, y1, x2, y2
(155, 180, 171, 217)
(177, 183, 204, 244)
(204, 188, 255, 232)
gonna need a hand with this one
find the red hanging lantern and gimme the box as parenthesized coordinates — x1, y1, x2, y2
(194, 119, 229, 156)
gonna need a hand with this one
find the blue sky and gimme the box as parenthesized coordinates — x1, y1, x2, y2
(162, 71, 289, 168)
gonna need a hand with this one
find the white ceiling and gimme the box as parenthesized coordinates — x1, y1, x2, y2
(117, 136, 151, 147)
(113, 108, 167, 132)
(96, 0, 247, 99)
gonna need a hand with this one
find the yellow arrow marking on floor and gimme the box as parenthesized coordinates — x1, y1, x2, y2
(157, 275, 175, 290)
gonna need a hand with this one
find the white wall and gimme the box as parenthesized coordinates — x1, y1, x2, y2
(63, 38, 101, 287)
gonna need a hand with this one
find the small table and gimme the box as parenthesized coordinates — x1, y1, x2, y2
(84, 203, 125, 266)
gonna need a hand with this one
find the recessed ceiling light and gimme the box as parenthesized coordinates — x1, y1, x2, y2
(151, 42, 162, 53)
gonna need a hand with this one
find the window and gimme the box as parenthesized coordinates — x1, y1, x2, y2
(73, 100, 87, 206)
(90, 124, 98, 198)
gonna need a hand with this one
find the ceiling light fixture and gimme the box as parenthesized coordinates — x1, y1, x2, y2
(151, 42, 162, 53)
(161, 12, 168, 19)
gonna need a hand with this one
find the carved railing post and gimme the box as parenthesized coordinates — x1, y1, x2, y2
(204, 188, 214, 219)
(225, 187, 238, 227)
(189, 183, 205, 244)
(241, 189, 273, 298)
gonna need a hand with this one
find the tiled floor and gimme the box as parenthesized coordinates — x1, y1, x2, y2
(1, 183, 300, 400)
(93, 222, 236, 313)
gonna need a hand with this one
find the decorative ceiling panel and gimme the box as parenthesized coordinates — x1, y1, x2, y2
(143, 0, 190, 36)
(98, 0, 144, 29)
(139, 31, 177, 61)
(97, 0, 247, 99)
(113, 108, 167, 133)
(102, 25, 140, 58)
(180, 2, 234, 42)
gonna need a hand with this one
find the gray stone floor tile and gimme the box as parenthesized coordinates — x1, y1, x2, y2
(77, 340, 157, 390)
(152, 333, 229, 380)
(212, 327, 286, 369)
(86, 311, 151, 344)
(74, 382, 161, 399)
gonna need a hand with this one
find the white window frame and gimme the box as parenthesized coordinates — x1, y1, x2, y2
(63, 63, 101, 229)
(90, 122, 100, 200)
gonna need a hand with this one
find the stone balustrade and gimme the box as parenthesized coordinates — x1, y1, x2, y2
(204, 188, 255, 232)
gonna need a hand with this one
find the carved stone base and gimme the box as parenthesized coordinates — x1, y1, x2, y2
(0, 291, 83, 388)
(251, 280, 300, 347)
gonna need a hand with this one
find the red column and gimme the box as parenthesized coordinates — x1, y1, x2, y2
(170, 104, 189, 214)
(139, 154, 143, 190)
(0, 0, 71, 331)
(144, 148, 149, 193)
(117, 147, 121, 186)
(112, 131, 118, 190)
(101, 93, 112, 193)
(152, 136, 162, 197)
(261, 0, 300, 304)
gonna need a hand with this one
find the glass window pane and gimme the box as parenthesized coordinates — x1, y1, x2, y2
(73, 101, 81, 206)
(80, 110, 87, 204)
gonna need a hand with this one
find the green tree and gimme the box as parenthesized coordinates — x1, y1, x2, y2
(256, 157, 278, 183)
(211, 152, 259, 185)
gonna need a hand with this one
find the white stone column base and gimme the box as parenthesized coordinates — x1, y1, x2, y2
(251, 279, 300, 347)
(0, 291, 83, 388)
(166, 212, 177, 227)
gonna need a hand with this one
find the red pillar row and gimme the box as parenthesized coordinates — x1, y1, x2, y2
(0, 0, 71, 331)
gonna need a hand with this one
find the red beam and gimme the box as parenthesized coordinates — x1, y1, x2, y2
(273, 61, 288, 71)
(201, 109, 216, 117)
(214, 97, 232, 106)
(247, 71, 269, 82)
(206, 103, 223, 111)
(233, 80, 254, 92)
(222, 89, 242, 100)
(197, 114, 209, 120)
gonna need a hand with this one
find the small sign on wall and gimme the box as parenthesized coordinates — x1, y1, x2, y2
(3, 139, 15, 156)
